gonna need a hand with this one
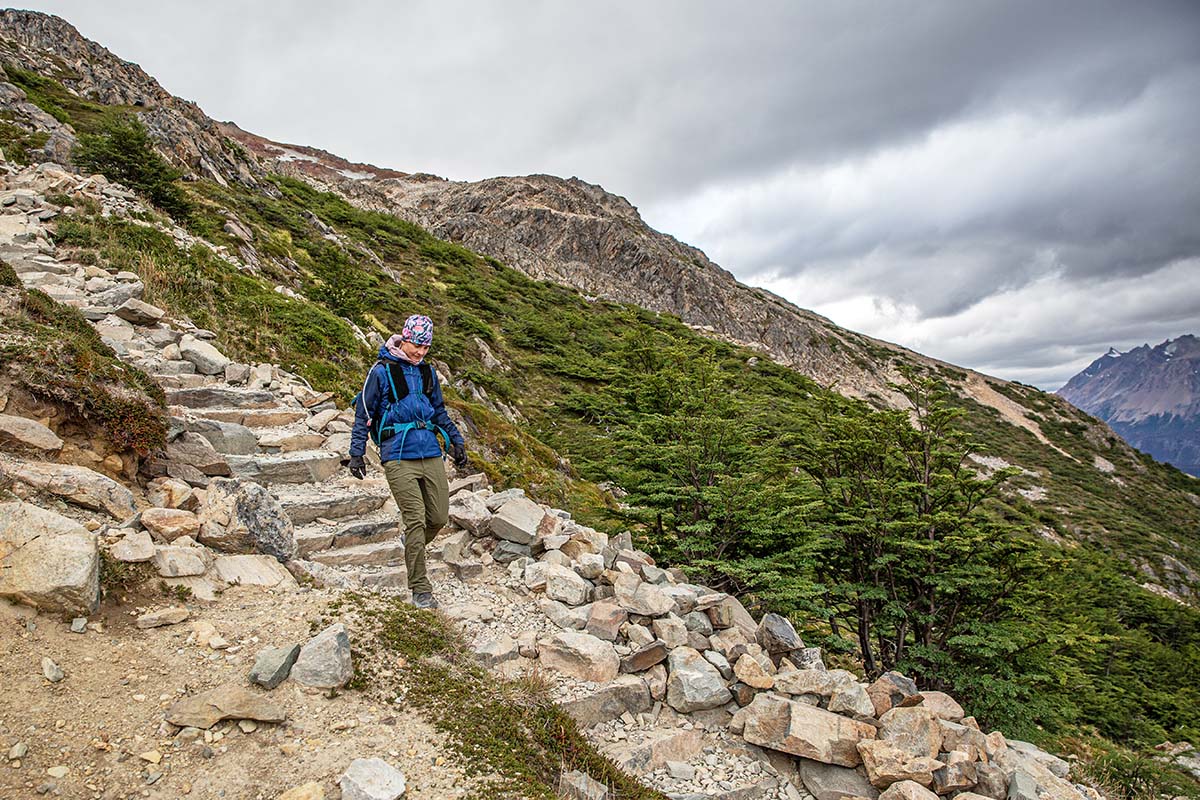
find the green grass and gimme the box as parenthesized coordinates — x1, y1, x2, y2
(346, 593, 665, 800)
(0, 261, 166, 454)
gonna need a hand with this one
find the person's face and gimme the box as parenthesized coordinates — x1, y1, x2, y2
(401, 339, 430, 361)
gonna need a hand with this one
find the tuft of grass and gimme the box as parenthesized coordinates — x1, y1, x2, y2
(349, 594, 665, 800)
(99, 549, 154, 595)
(0, 283, 166, 454)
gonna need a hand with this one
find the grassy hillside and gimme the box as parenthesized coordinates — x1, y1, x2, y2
(15, 67, 1199, 790)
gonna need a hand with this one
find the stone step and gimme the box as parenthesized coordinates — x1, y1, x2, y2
(274, 482, 390, 525)
(226, 450, 344, 485)
(254, 430, 327, 454)
(309, 538, 406, 567)
(186, 407, 309, 428)
(166, 387, 282, 409)
(294, 514, 399, 558)
(157, 374, 222, 390)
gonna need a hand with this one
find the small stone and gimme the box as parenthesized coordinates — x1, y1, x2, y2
(279, 783, 326, 800)
(139, 750, 162, 764)
(560, 769, 609, 800)
(667, 760, 696, 780)
(47, 765, 69, 779)
(249, 644, 301, 690)
(136, 606, 190, 629)
(41, 656, 64, 682)
(291, 623, 354, 689)
(339, 757, 407, 800)
(238, 720, 258, 733)
(8, 743, 27, 760)
(70, 618, 87, 634)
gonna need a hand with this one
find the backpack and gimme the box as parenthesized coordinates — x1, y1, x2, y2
(354, 360, 446, 451)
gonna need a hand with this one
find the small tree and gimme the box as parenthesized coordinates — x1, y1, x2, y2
(73, 113, 190, 219)
(796, 371, 1047, 685)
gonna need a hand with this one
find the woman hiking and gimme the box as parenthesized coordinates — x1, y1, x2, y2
(347, 314, 468, 609)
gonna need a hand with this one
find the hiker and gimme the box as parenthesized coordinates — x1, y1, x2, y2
(347, 314, 468, 609)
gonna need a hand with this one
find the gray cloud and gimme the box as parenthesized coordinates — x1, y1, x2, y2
(20, 0, 1200, 389)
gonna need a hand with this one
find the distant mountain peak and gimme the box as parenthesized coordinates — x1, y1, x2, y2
(1059, 334, 1200, 475)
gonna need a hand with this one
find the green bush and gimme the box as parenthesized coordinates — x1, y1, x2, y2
(73, 113, 191, 219)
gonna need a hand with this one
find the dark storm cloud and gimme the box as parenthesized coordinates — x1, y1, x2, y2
(19, 0, 1200, 388)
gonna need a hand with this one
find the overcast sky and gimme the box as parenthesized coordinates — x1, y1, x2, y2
(18, 0, 1200, 388)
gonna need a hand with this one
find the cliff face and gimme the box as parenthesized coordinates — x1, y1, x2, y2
(1059, 335, 1200, 476)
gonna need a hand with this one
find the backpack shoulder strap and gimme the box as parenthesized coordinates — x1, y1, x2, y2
(418, 363, 435, 399)
(384, 362, 410, 401)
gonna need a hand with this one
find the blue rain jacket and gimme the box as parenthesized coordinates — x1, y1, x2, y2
(349, 344, 464, 462)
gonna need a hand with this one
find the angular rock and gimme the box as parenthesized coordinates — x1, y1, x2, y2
(447, 491, 491, 535)
(775, 668, 840, 698)
(585, 600, 627, 641)
(114, 297, 164, 325)
(920, 691, 965, 722)
(110, 529, 155, 562)
(136, 606, 190, 629)
(146, 477, 195, 510)
(932, 761, 977, 794)
(198, 477, 295, 560)
(539, 630, 620, 682)
(665, 646, 732, 712)
(741, 693, 876, 766)
(1, 461, 134, 519)
(1006, 740, 1071, 779)
(878, 780, 939, 800)
(560, 769, 608, 800)
(0, 502, 99, 614)
(878, 707, 942, 760)
(279, 783, 325, 800)
(249, 644, 301, 689)
(187, 418, 259, 455)
(560, 674, 651, 728)
(972, 763, 1009, 799)
(620, 641, 669, 673)
(651, 615, 688, 649)
(540, 597, 589, 629)
(141, 508, 201, 542)
(799, 758, 881, 800)
(858, 739, 943, 788)
(939, 720, 988, 761)
(0, 413, 63, 453)
(543, 562, 593, 606)
(473, 634, 519, 667)
(339, 757, 407, 800)
(489, 496, 545, 544)
(703, 649, 734, 680)
(291, 623, 354, 689)
(166, 432, 232, 476)
(757, 612, 803, 653)
(212, 555, 299, 589)
(165, 684, 286, 729)
(829, 682, 877, 718)
(152, 543, 212, 577)
(734, 653, 775, 689)
(601, 727, 703, 776)
(179, 334, 231, 374)
(867, 671, 920, 717)
(613, 573, 674, 617)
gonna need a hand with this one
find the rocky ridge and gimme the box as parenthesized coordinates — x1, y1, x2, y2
(0, 162, 1147, 800)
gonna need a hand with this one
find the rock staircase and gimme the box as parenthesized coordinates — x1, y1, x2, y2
(0, 164, 413, 589)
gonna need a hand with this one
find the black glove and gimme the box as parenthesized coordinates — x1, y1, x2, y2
(348, 454, 366, 480)
(450, 441, 468, 470)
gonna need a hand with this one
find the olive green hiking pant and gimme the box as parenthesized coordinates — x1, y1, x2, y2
(383, 457, 449, 595)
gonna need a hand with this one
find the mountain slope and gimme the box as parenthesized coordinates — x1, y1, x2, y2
(1, 7, 1199, 759)
(1059, 335, 1200, 476)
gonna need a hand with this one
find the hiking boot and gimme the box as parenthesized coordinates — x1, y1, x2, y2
(412, 592, 439, 610)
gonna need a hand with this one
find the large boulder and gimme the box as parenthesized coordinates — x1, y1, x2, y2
(447, 491, 491, 535)
(290, 623, 354, 689)
(140, 507, 201, 541)
(541, 562, 592, 606)
(740, 693, 876, 766)
(878, 706, 942, 760)
(1, 461, 134, 519)
(539, 630, 620, 683)
(613, 573, 674, 616)
(867, 671, 920, 717)
(0, 502, 99, 614)
(179, 333, 231, 375)
(857, 739, 944, 788)
(489, 496, 545, 544)
(198, 477, 295, 560)
(757, 612, 803, 654)
(560, 674, 651, 728)
(665, 646, 732, 712)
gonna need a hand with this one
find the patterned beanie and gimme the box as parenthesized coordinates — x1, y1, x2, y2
(401, 314, 434, 346)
